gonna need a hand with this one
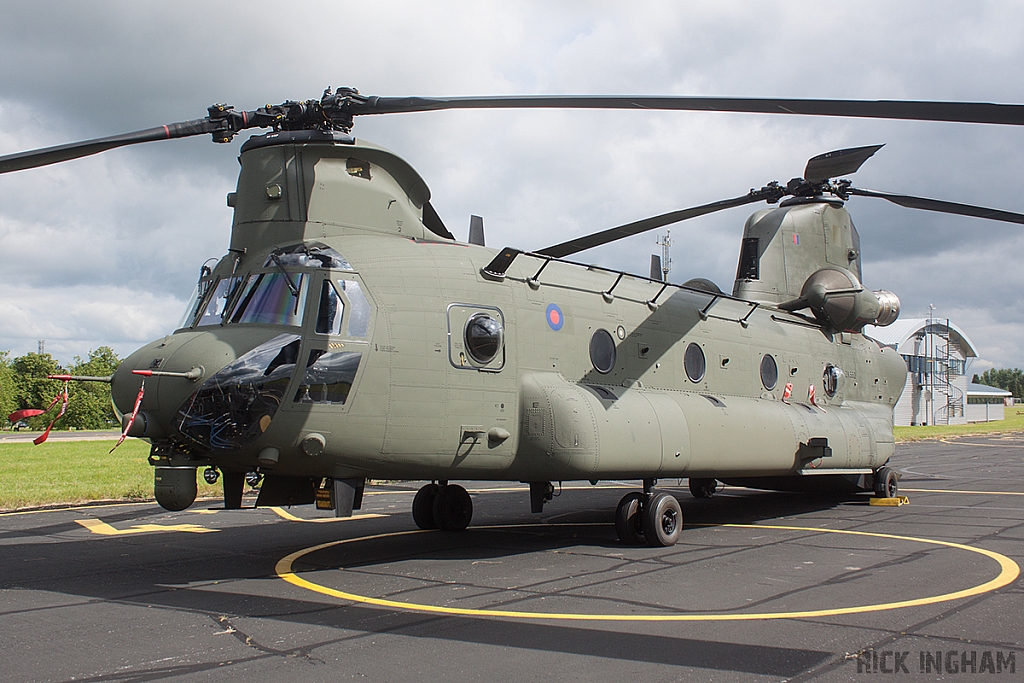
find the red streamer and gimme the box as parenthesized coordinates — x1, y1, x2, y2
(33, 382, 70, 445)
(110, 379, 145, 453)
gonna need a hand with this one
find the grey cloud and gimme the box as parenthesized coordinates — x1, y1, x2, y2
(2, 1, 1024, 367)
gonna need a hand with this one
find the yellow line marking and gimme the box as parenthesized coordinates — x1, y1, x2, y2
(276, 523, 1019, 622)
(2, 485, 630, 518)
(269, 507, 385, 523)
(902, 488, 1024, 497)
(0, 497, 223, 517)
(76, 519, 219, 535)
(938, 438, 1024, 448)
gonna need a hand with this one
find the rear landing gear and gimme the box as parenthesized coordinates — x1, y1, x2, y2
(412, 482, 474, 531)
(873, 466, 899, 498)
(614, 479, 684, 547)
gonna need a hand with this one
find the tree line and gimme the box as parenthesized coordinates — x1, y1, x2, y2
(0, 347, 121, 430)
(972, 368, 1024, 399)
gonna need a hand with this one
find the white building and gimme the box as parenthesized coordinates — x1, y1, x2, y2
(864, 318, 976, 426)
(966, 382, 1011, 423)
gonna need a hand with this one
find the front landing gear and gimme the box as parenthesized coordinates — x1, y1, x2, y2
(615, 480, 684, 547)
(412, 482, 474, 531)
(614, 492, 645, 545)
(644, 493, 682, 546)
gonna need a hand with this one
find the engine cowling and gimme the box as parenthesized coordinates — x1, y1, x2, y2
(786, 267, 899, 331)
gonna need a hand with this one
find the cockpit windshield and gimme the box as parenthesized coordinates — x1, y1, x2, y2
(195, 277, 241, 327)
(230, 272, 308, 326)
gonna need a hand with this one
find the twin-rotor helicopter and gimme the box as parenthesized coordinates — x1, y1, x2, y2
(4, 88, 1024, 546)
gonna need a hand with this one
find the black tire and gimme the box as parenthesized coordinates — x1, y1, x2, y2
(412, 483, 440, 529)
(688, 477, 718, 499)
(874, 467, 898, 498)
(433, 484, 473, 531)
(614, 492, 646, 545)
(643, 492, 682, 547)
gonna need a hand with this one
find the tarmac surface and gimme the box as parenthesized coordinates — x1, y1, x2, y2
(0, 428, 122, 443)
(2, 435, 1022, 682)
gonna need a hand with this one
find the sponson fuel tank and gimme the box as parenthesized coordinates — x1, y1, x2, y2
(514, 372, 897, 481)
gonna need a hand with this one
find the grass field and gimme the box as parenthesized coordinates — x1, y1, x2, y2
(0, 439, 219, 511)
(893, 406, 1024, 441)
(2, 410, 1023, 510)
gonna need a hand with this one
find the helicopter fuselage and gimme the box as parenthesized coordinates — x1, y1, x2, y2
(111, 132, 906, 508)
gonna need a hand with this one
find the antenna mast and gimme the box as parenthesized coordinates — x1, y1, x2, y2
(656, 231, 673, 281)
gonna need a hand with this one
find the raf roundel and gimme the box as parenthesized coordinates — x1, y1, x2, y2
(546, 303, 564, 331)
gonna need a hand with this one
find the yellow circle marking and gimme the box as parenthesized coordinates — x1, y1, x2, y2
(276, 523, 1019, 621)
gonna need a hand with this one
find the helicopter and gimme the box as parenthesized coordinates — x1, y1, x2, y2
(3, 89, 1024, 547)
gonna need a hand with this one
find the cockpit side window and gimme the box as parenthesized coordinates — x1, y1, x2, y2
(340, 279, 371, 337)
(230, 272, 308, 326)
(316, 279, 345, 335)
(293, 350, 362, 405)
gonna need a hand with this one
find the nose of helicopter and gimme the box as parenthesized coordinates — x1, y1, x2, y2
(111, 328, 291, 445)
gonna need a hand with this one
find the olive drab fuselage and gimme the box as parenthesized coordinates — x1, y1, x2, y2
(112, 131, 907, 487)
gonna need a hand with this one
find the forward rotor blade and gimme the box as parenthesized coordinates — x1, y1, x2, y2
(804, 144, 884, 183)
(537, 190, 776, 259)
(0, 118, 222, 174)
(847, 187, 1024, 225)
(356, 95, 1024, 127)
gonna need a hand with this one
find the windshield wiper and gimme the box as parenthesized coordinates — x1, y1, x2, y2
(269, 254, 300, 297)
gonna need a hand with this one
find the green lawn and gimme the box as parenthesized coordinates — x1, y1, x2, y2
(0, 439, 219, 511)
(894, 406, 1024, 442)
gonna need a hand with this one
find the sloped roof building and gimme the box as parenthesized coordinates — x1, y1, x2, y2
(864, 318, 977, 426)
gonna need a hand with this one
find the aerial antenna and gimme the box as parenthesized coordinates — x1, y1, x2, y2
(468, 215, 485, 246)
(38, 340, 45, 355)
(657, 230, 673, 281)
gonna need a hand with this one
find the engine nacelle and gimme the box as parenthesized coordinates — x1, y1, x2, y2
(786, 267, 900, 332)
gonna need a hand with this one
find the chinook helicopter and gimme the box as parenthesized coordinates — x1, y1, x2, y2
(4, 90, 1024, 547)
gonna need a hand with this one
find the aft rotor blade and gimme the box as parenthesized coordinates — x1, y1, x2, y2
(357, 95, 1024, 126)
(0, 118, 223, 174)
(537, 190, 775, 259)
(804, 144, 884, 183)
(848, 187, 1024, 224)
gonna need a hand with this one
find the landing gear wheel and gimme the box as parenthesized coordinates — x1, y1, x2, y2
(643, 492, 682, 547)
(615, 492, 646, 545)
(874, 467, 898, 498)
(688, 477, 718, 499)
(433, 484, 473, 531)
(412, 483, 440, 529)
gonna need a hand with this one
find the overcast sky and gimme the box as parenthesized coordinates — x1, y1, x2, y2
(1, 1, 1023, 373)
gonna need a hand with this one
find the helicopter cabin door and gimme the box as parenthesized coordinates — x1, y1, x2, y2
(444, 303, 516, 471)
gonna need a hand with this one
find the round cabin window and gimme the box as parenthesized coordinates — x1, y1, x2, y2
(684, 342, 706, 383)
(760, 354, 778, 390)
(590, 329, 616, 374)
(464, 313, 503, 364)
(823, 364, 843, 398)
